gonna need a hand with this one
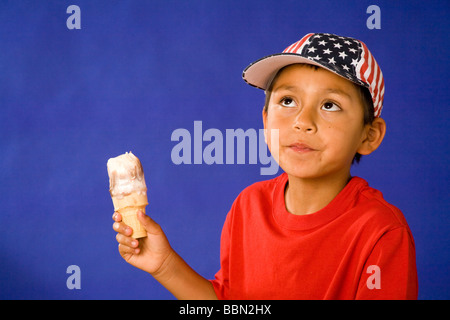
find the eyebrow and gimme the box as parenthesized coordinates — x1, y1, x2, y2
(323, 88, 352, 99)
(273, 85, 352, 100)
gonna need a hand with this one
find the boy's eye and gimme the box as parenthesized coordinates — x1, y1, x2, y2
(280, 97, 297, 108)
(321, 102, 341, 111)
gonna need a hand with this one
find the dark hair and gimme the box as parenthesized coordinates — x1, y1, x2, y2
(263, 64, 374, 164)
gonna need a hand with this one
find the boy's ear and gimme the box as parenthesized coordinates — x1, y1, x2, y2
(357, 117, 386, 156)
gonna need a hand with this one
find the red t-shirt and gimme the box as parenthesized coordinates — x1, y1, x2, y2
(210, 173, 418, 299)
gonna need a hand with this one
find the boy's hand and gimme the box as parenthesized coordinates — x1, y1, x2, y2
(113, 210, 174, 275)
(113, 210, 217, 299)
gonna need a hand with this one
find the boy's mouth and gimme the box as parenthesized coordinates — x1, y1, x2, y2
(288, 143, 316, 153)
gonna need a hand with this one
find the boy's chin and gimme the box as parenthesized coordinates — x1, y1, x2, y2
(282, 163, 351, 182)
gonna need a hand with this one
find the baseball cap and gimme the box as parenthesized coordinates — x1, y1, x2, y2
(242, 33, 385, 117)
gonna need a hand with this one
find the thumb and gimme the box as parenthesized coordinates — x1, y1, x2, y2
(137, 210, 162, 235)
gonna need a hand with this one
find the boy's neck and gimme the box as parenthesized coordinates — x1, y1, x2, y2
(284, 172, 352, 216)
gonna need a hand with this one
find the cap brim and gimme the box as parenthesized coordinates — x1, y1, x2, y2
(242, 53, 367, 90)
(242, 53, 327, 90)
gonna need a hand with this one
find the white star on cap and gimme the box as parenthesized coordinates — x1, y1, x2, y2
(323, 48, 332, 54)
(349, 48, 357, 53)
(318, 40, 327, 46)
(333, 43, 342, 49)
(351, 58, 358, 67)
(328, 57, 336, 65)
(342, 64, 350, 71)
(338, 51, 348, 59)
(307, 46, 317, 53)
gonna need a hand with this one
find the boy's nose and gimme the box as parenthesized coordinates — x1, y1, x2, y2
(292, 106, 317, 133)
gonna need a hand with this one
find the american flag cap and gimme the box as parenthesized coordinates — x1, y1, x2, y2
(242, 33, 385, 117)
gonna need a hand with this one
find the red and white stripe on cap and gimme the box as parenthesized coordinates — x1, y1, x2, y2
(356, 42, 384, 117)
(283, 33, 314, 54)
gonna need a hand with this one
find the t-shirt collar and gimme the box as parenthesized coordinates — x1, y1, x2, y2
(272, 173, 367, 231)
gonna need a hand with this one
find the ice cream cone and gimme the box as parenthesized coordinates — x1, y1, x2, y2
(107, 152, 149, 239)
(112, 192, 148, 238)
(119, 206, 147, 238)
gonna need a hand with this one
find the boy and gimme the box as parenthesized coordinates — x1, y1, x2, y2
(113, 33, 418, 299)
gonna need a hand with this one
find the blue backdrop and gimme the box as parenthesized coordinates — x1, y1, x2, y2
(1, 0, 448, 300)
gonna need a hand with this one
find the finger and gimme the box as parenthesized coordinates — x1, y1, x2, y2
(113, 221, 133, 236)
(118, 243, 140, 255)
(137, 210, 162, 235)
(116, 232, 139, 249)
(112, 212, 122, 222)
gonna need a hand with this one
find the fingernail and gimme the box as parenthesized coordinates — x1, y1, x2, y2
(113, 222, 120, 230)
(131, 240, 138, 247)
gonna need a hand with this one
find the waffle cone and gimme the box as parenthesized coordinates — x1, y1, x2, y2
(113, 193, 148, 238)
(119, 205, 147, 238)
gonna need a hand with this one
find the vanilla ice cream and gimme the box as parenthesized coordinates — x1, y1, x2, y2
(107, 151, 147, 199)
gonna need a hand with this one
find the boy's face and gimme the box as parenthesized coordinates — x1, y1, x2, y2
(263, 64, 369, 181)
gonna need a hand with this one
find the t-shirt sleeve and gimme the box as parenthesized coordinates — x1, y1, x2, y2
(355, 226, 418, 300)
(209, 207, 233, 300)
